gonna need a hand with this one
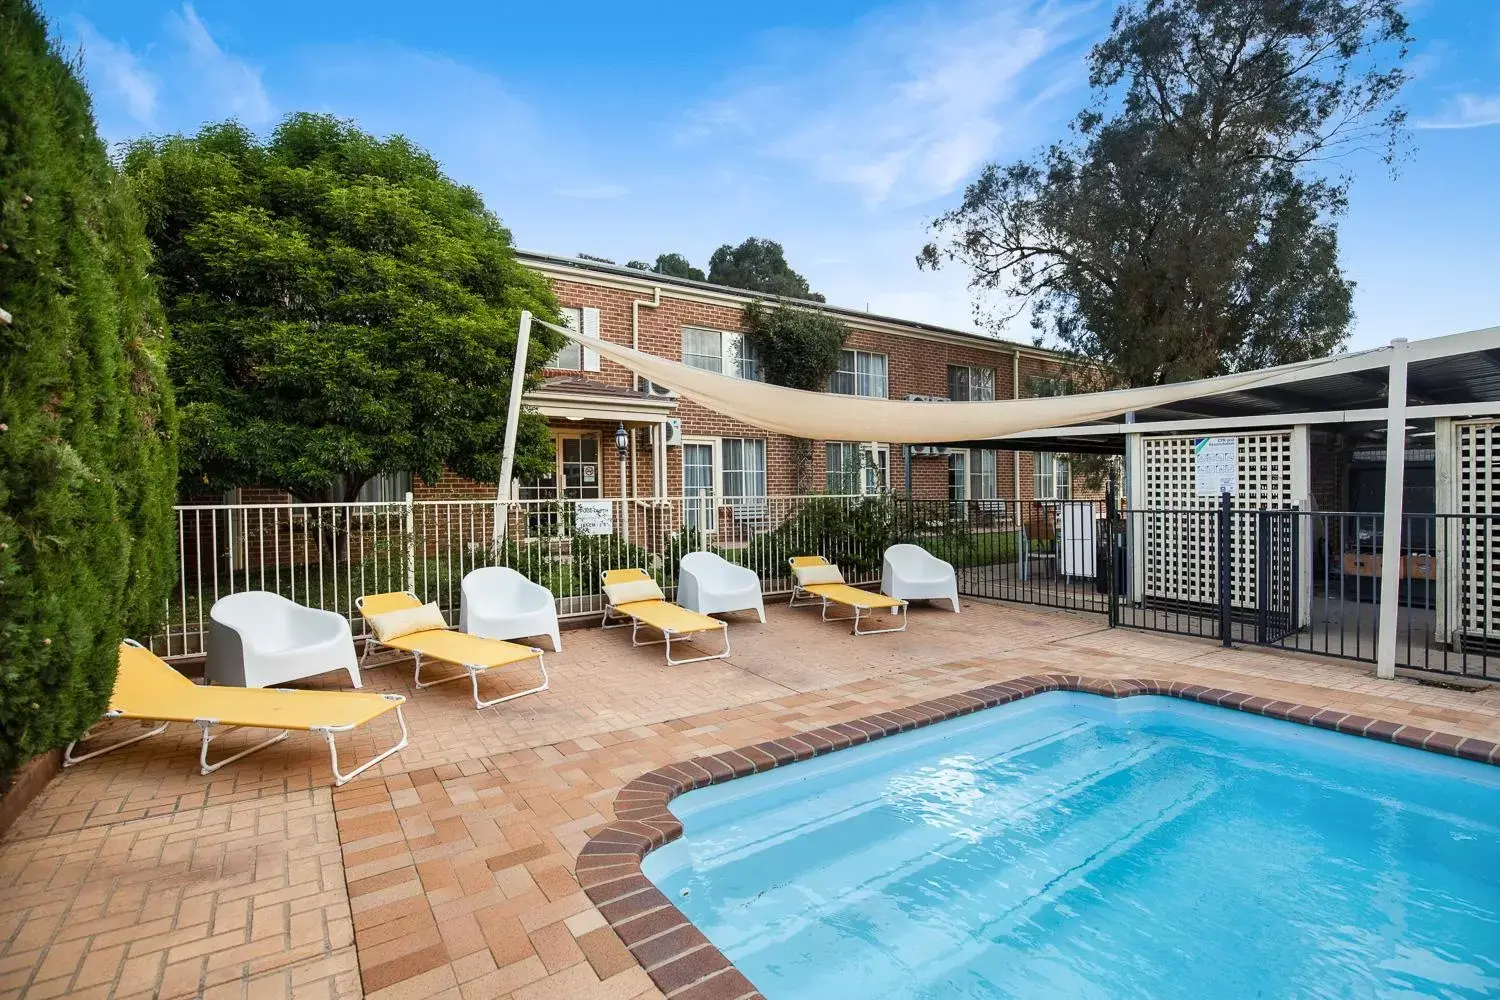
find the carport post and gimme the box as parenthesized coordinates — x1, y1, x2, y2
(1375, 338, 1410, 680)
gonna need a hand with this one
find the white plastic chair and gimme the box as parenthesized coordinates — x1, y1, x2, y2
(459, 567, 562, 652)
(206, 591, 362, 688)
(880, 544, 960, 612)
(677, 551, 766, 622)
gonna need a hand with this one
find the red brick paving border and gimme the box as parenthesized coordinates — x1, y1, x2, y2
(577, 672, 1500, 1000)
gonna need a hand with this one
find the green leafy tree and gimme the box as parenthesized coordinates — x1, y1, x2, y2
(709, 238, 825, 302)
(0, 0, 178, 776)
(921, 0, 1410, 387)
(124, 113, 562, 502)
(648, 252, 705, 282)
(625, 253, 706, 281)
(743, 303, 848, 490)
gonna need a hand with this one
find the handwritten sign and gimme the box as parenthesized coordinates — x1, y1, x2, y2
(1194, 437, 1238, 496)
(573, 500, 613, 536)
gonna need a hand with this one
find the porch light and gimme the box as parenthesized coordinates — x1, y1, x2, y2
(615, 423, 629, 457)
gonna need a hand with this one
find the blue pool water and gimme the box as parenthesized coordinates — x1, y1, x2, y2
(643, 693, 1500, 999)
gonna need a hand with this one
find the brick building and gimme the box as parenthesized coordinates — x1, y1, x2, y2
(387, 251, 1084, 514)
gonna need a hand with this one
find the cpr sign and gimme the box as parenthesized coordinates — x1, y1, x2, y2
(1194, 437, 1238, 496)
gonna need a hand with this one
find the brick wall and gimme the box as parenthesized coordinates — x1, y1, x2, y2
(177, 268, 1103, 511)
(538, 275, 1095, 503)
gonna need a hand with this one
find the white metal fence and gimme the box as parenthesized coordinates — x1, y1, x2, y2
(153, 493, 901, 659)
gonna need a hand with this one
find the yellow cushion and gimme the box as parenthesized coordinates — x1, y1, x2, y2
(794, 563, 844, 586)
(605, 578, 664, 605)
(359, 591, 421, 616)
(367, 602, 448, 642)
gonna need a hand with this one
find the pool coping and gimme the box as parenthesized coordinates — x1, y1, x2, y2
(575, 673, 1500, 1000)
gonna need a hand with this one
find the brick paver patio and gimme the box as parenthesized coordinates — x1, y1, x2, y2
(3, 598, 1498, 999)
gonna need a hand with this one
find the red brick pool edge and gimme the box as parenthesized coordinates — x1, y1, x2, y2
(576, 672, 1500, 1000)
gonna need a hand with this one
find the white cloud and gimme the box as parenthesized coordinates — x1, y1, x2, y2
(679, 0, 1100, 206)
(74, 19, 158, 126)
(555, 183, 629, 200)
(1415, 93, 1500, 130)
(168, 4, 272, 125)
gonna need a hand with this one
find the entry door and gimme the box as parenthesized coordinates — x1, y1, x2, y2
(559, 435, 601, 499)
(683, 442, 717, 531)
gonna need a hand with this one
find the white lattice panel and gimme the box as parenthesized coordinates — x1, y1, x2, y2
(1140, 432, 1296, 609)
(1455, 421, 1500, 638)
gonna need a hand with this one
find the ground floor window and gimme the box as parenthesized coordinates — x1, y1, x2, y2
(353, 471, 412, 503)
(683, 437, 768, 531)
(826, 442, 889, 495)
(1034, 451, 1072, 500)
(946, 450, 996, 504)
(970, 450, 998, 500)
(721, 438, 767, 500)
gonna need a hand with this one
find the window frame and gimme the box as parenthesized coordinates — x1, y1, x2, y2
(681, 435, 769, 532)
(720, 437, 768, 502)
(1033, 451, 1072, 500)
(947, 364, 996, 402)
(829, 349, 889, 398)
(969, 449, 998, 500)
(548, 306, 585, 371)
(825, 441, 890, 496)
(353, 471, 412, 503)
(681, 326, 764, 381)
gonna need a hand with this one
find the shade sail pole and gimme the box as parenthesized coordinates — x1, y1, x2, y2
(494, 310, 532, 548)
(1375, 338, 1409, 680)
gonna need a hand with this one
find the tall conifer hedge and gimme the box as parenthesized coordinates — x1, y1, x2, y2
(0, 0, 178, 780)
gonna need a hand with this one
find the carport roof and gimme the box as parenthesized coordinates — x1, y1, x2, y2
(935, 325, 1500, 454)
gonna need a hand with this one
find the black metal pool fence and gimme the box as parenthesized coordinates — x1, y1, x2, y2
(935, 496, 1498, 682)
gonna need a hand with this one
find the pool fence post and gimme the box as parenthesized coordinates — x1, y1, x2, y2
(1219, 489, 1233, 647)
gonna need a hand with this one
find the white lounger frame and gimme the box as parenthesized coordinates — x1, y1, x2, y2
(601, 603, 732, 665)
(357, 593, 550, 710)
(64, 643, 409, 785)
(789, 564, 910, 636)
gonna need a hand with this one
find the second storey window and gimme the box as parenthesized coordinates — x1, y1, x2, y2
(682, 327, 763, 381)
(550, 307, 584, 370)
(948, 365, 996, 401)
(1030, 374, 1072, 397)
(548, 307, 600, 372)
(829, 349, 888, 398)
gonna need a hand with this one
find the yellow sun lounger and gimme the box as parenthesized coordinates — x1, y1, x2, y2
(788, 556, 909, 635)
(600, 568, 731, 665)
(64, 640, 408, 785)
(356, 592, 550, 710)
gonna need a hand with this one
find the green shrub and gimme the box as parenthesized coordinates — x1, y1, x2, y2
(0, 0, 178, 778)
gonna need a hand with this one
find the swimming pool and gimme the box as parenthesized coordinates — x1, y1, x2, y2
(642, 692, 1500, 999)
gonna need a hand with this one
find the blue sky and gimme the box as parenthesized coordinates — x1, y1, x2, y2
(49, 0, 1500, 351)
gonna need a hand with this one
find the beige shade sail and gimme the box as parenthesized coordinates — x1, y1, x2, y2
(532, 317, 1360, 445)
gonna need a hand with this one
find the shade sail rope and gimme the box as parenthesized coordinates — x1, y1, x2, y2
(532, 317, 1365, 445)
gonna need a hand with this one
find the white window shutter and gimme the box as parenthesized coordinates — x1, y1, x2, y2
(581, 307, 601, 372)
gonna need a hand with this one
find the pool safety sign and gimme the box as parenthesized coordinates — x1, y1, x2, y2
(1194, 437, 1238, 496)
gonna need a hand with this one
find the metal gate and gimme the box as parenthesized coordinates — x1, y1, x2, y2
(1250, 509, 1300, 644)
(1113, 500, 1301, 646)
